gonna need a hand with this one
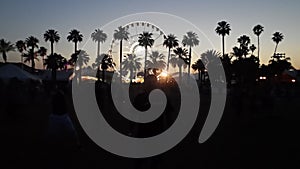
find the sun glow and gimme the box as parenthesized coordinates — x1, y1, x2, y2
(157, 71, 169, 82)
(159, 71, 168, 77)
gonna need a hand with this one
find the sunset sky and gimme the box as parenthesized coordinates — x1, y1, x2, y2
(1, 0, 300, 69)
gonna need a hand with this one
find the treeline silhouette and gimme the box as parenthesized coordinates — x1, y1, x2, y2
(0, 21, 299, 169)
(0, 21, 294, 87)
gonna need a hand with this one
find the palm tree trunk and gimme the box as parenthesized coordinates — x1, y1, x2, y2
(274, 43, 278, 56)
(51, 42, 54, 55)
(49, 42, 53, 71)
(97, 41, 100, 57)
(144, 46, 148, 78)
(120, 40, 123, 83)
(167, 48, 171, 72)
(130, 68, 133, 83)
(2, 52, 7, 63)
(21, 54, 23, 69)
(31, 47, 35, 72)
(179, 66, 182, 83)
(188, 46, 192, 76)
(257, 36, 260, 64)
(32, 59, 35, 72)
(75, 42, 78, 53)
(222, 35, 225, 57)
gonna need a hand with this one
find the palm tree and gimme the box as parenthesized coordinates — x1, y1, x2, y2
(67, 29, 83, 53)
(232, 52, 259, 85)
(0, 39, 15, 63)
(94, 53, 105, 67)
(237, 35, 251, 48)
(77, 50, 90, 81)
(38, 46, 47, 68)
(192, 59, 206, 83)
(44, 53, 66, 81)
(253, 24, 264, 63)
(249, 44, 256, 55)
(25, 36, 39, 71)
(146, 51, 166, 70)
(16, 40, 26, 64)
(215, 21, 231, 57)
(58, 57, 67, 70)
(68, 51, 78, 66)
(23, 51, 39, 66)
(237, 35, 251, 58)
(114, 26, 129, 80)
(182, 31, 199, 76)
(220, 54, 233, 86)
(91, 29, 107, 57)
(163, 34, 179, 72)
(44, 29, 60, 55)
(272, 32, 284, 55)
(138, 31, 154, 77)
(123, 53, 142, 82)
(68, 50, 89, 82)
(200, 50, 224, 84)
(200, 50, 222, 69)
(232, 46, 244, 60)
(172, 47, 188, 81)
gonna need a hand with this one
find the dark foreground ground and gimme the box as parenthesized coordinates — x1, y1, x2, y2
(0, 81, 300, 169)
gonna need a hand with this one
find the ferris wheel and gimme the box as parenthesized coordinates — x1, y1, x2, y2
(109, 21, 167, 70)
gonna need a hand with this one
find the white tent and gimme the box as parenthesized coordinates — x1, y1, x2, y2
(0, 64, 40, 81)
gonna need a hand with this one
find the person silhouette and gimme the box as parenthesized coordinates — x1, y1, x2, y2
(45, 89, 80, 169)
(46, 90, 79, 145)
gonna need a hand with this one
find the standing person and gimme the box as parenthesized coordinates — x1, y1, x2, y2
(45, 90, 80, 169)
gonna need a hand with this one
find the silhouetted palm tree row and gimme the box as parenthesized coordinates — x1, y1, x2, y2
(0, 21, 288, 84)
(192, 27, 287, 86)
(185, 21, 288, 86)
(215, 21, 284, 61)
(0, 29, 86, 81)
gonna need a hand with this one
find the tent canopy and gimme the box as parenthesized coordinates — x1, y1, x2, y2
(0, 64, 40, 81)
